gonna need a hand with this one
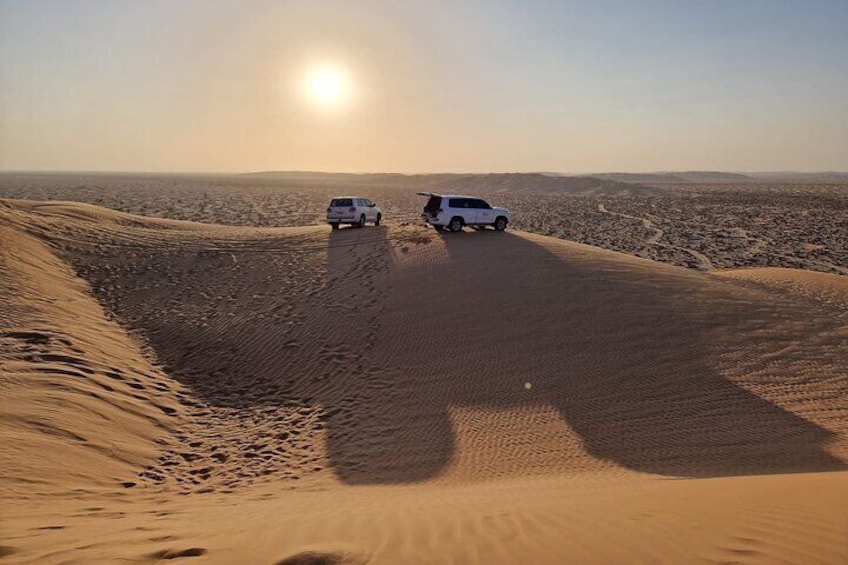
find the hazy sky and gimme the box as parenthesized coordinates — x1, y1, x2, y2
(1, 0, 846, 173)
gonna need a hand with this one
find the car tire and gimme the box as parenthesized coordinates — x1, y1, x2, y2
(331, 222, 339, 230)
(448, 217, 463, 232)
(375, 213, 381, 226)
(357, 214, 366, 228)
(494, 216, 508, 231)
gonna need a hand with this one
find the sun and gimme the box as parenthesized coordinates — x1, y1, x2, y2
(306, 66, 348, 107)
(312, 69, 342, 101)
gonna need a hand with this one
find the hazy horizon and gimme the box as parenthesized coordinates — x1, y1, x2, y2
(2, 168, 848, 177)
(2, 0, 847, 174)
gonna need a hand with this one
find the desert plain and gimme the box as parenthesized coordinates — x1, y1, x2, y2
(1, 172, 847, 564)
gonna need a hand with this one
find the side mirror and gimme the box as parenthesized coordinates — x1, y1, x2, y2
(369, 203, 376, 208)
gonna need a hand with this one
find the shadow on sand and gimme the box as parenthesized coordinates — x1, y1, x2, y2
(74, 224, 844, 484)
(318, 228, 843, 482)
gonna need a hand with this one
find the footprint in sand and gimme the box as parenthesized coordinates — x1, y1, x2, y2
(146, 547, 207, 560)
(275, 546, 370, 565)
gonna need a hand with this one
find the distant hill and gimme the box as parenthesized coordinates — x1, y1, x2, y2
(594, 171, 756, 183)
(244, 171, 662, 195)
(746, 172, 848, 184)
(423, 173, 660, 195)
(592, 173, 684, 184)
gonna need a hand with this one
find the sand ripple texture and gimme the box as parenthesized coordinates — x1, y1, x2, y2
(2, 199, 847, 564)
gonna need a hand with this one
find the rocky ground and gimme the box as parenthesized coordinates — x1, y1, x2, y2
(1, 173, 845, 274)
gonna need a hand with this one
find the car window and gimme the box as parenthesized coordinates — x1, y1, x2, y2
(448, 198, 468, 208)
(330, 198, 353, 207)
(475, 199, 491, 209)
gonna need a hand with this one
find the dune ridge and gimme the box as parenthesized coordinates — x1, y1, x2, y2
(1, 198, 847, 564)
(2, 173, 845, 276)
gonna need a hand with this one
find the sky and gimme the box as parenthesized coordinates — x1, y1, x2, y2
(1, 0, 847, 173)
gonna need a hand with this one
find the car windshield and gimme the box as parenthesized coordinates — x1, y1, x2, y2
(330, 198, 353, 207)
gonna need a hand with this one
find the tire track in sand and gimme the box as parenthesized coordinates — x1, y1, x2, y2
(598, 203, 714, 270)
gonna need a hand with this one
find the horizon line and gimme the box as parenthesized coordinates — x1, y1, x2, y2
(1, 169, 847, 177)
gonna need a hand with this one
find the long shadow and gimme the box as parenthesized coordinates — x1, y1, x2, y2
(319, 228, 844, 482)
(69, 224, 844, 484)
(312, 224, 456, 483)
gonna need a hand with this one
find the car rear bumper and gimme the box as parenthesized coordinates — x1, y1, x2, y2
(422, 213, 446, 226)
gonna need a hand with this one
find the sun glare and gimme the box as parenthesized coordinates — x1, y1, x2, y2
(313, 70, 341, 100)
(305, 65, 349, 108)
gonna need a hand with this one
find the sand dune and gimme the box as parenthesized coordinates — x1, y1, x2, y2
(2, 199, 847, 564)
(0, 220, 185, 496)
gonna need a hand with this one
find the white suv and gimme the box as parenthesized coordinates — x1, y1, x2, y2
(419, 193, 510, 232)
(327, 197, 382, 229)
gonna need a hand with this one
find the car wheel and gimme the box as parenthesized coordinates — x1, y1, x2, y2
(331, 222, 339, 230)
(375, 213, 381, 226)
(448, 217, 463, 232)
(494, 216, 508, 231)
(358, 214, 366, 228)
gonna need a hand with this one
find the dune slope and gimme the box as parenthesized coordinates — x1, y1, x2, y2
(0, 215, 185, 497)
(1, 199, 846, 564)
